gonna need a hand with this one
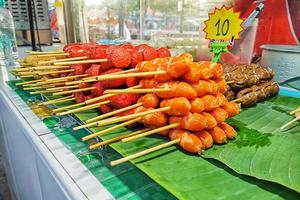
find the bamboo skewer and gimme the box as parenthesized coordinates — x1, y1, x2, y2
(82, 69, 138, 81)
(30, 90, 63, 95)
(45, 85, 79, 91)
(231, 98, 242, 103)
(226, 81, 235, 84)
(86, 103, 143, 123)
(66, 71, 165, 85)
(104, 88, 171, 94)
(38, 95, 74, 105)
(13, 65, 71, 72)
(38, 56, 88, 65)
(26, 50, 65, 55)
(52, 102, 85, 113)
(44, 74, 88, 83)
(122, 123, 178, 143)
(54, 58, 108, 66)
(290, 107, 300, 115)
(81, 117, 142, 142)
(95, 107, 170, 127)
(52, 86, 96, 96)
(37, 69, 75, 76)
(65, 68, 140, 85)
(280, 116, 300, 130)
(41, 97, 76, 105)
(16, 79, 43, 86)
(23, 85, 54, 90)
(89, 128, 151, 150)
(110, 138, 180, 166)
(56, 100, 110, 116)
(37, 53, 69, 57)
(85, 85, 141, 105)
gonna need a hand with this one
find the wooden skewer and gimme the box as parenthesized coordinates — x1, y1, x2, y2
(16, 79, 43, 86)
(81, 69, 138, 81)
(37, 69, 75, 75)
(37, 53, 69, 57)
(42, 97, 76, 105)
(56, 100, 110, 116)
(52, 102, 85, 113)
(16, 71, 41, 75)
(53, 86, 142, 115)
(110, 138, 180, 166)
(23, 85, 54, 90)
(38, 95, 74, 105)
(46, 85, 79, 91)
(54, 58, 108, 66)
(96, 107, 170, 127)
(82, 117, 142, 141)
(290, 107, 300, 115)
(91, 71, 166, 81)
(38, 56, 88, 65)
(122, 123, 178, 143)
(226, 81, 235, 84)
(88, 128, 151, 150)
(85, 85, 141, 105)
(65, 68, 140, 85)
(104, 88, 171, 94)
(13, 65, 71, 72)
(24, 82, 65, 87)
(86, 103, 142, 123)
(280, 116, 300, 130)
(231, 98, 242, 103)
(19, 75, 35, 78)
(52, 86, 96, 96)
(44, 74, 88, 83)
(30, 89, 63, 95)
(26, 50, 64, 55)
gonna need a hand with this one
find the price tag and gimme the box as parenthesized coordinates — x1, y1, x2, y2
(204, 6, 244, 40)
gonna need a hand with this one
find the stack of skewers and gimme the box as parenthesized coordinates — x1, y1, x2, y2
(223, 63, 280, 107)
(13, 44, 242, 166)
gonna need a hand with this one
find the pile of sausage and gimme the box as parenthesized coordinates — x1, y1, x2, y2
(223, 63, 279, 107)
(98, 53, 241, 154)
(60, 43, 171, 104)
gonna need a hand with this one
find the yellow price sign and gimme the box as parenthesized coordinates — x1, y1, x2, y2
(204, 6, 244, 40)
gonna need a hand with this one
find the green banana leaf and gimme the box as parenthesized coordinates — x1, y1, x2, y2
(203, 96, 300, 193)
(8, 81, 300, 199)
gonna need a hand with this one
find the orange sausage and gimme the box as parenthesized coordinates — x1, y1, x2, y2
(210, 63, 224, 79)
(160, 97, 191, 116)
(194, 130, 213, 149)
(169, 129, 190, 141)
(167, 61, 189, 78)
(202, 112, 218, 129)
(207, 80, 219, 95)
(190, 98, 205, 113)
(219, 122, 237, 139)
(173, 53, 193, 63)
(180, 133, 204, 153)
(208, 126, 227, 144)
(201, 95, 218, 111)
(215, 93, 228, 107)
(137, 93, 159, 108)
(191, 80, 209, 97)
(139, 79, 158, 89)
(210, 108, 228, 123)
(222, 102, 241, 117)
(140, 108, 168, 128)
(154, 64, 172, 82)
(136, 61, 157, 78)
(184, 113, 208, 131)
(215, 79, 227, 93)
(169, 113, 207, 131)
(156, 81, 197, 99)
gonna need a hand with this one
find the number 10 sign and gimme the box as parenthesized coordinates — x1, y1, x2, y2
(204, 6, 244, 40)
